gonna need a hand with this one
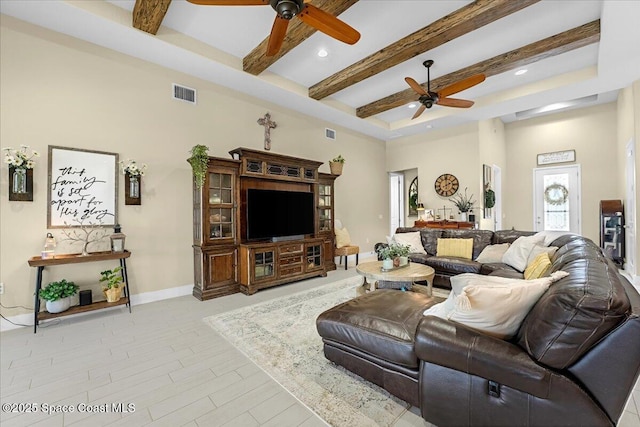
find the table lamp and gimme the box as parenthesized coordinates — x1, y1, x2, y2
(416, 203, 425, 220)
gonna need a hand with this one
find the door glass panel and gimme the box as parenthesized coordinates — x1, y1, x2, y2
(543, 173, 570, 231)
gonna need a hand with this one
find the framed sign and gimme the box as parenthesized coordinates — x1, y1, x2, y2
(48, 146, 118, 228)
(537, 150, 576, 166)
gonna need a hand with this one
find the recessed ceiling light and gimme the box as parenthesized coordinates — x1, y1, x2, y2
(426, 124, 433, 129)
(408, 103, 417, 109)
(515, 69, 528, 76)
(317, 49, 328, 58)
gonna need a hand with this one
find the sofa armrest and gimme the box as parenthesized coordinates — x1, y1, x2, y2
(415, 316, 551, 398)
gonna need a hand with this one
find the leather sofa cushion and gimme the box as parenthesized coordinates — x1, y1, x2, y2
(425, 257, 482, 275)
(442, 229, 493, 259)
(316, 290, 438, 369)
(480, 262, 522, 277)
(492, 229, 536, 245)
(517, 258, 630, 369)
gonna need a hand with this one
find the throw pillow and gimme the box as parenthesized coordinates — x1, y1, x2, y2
(436, 238, 473, 260)
(526, 244, 558, 265)
(475, 243, 510, 263)
(445, 279, 552, 339)
(524, 252, 552, 280)
(393, 232, 427, 254)
(450, 271, 570, 296)
(535, 230, 577, 246)
(501, 234, 545, 272)
(335, 227, 351, 248)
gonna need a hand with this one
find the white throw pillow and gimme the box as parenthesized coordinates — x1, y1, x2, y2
(445, 279, 552, 339)
(526, 244, 558, 265)
(450, 271, 569, 296)
(475, 243, 510, 263)
(392, 232, 427, 254)
(501, 234, 545, 272)
(335, 227, 351, 248)
(535, 230, 576, 246)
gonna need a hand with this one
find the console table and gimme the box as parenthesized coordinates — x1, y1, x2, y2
(27, 250, 131, 333)
(414, 220, 474, 229)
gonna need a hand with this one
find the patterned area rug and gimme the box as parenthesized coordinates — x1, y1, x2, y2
(204, 276, 448, 427)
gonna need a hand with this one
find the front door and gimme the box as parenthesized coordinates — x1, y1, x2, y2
(533, 165, 581, 233)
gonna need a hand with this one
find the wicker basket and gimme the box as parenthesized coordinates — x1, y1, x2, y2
(329, 161, 343, 175)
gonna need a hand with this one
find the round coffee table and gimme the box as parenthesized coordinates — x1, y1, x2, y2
(355, 261, 435, 296)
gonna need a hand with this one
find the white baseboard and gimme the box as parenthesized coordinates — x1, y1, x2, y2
(0, 284, 194, 332)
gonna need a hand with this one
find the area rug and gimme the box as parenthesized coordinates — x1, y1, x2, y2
(204, 276, 448, 427)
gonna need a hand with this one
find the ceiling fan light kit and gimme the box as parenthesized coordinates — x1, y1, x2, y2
(405, 59, 486, 120)
(187, 0, 360, 57)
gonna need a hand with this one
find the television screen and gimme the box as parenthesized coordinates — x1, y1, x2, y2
(247, 189, 315, 241)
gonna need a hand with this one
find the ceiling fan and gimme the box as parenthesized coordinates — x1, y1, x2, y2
(187, 0, 361, 56)
(405, 60, 486, 120)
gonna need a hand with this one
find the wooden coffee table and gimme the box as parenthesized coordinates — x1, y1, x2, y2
(355, 261, 435, 296)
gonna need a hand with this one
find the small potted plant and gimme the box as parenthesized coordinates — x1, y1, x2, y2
(329, 154, 345, 176)
(38, 279, 79, 313)
(450, 187, 476, 221)
(100, 266, 124, 303)
(376, 245, 394, 270)
(391, 243, 411, 267)
(187, 144, 209, 188)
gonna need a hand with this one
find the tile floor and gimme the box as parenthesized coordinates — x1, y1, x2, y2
(1, 268, 639, 427)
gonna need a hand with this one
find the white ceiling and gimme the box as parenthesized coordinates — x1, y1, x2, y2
(2, 0, 639, 141)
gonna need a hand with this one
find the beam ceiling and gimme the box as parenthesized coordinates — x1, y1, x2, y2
(132, 0, 172, 35)
(309, 0, 539, 101)
(356, 20, 601, 119)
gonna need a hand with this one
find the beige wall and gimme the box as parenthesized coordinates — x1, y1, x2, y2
(504, 103, 618, 242)
(0, 17, 387, 318)
(478, 118, 507, 230)
(386, 123, 480, 224)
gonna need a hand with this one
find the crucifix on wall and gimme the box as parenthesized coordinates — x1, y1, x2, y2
(257, 112, 277, 151)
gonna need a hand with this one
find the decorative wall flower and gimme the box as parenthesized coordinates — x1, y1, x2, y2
(4, 145, 39, 169)
(120, 159, 147, 177)
(450, 187, 476, 213)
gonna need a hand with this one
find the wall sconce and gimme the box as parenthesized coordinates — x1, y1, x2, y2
(110, 224, 126, 253)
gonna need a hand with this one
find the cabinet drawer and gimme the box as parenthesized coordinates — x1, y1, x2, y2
(280, 264, 304, 277)
(279, 244, 303, 255)
(280, 255, 302, 266)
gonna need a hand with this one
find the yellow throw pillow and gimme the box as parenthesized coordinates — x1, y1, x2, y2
(436, 238, 473, 260)
(524, 252, 552, 280)
(335, 227, 351, 248)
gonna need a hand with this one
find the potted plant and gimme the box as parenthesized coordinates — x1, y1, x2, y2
(376, 245, 394, 270)
(450, 187, 476, 221)
(187, 144, 209, 188)
(391, 243, 411, 267)
(38, 279, 79, 313)
(100, 266, 124, 303)
(329, 154, 345, 176)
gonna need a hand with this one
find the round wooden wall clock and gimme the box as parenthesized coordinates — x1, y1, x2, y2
(434, 173, 459, 197)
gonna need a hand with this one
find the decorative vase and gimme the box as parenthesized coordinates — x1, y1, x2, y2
(129, 175, 140, 198)
(329, 162, 343, 175)
(382, 259, 394, 270)
(103, 286, 123, 303)
(46, 297, 71, 314)
(393, 257, 401, 267)
(12, 168, 27, 194)
(399, 256, 409, 266)
(460, 212, 468, 222)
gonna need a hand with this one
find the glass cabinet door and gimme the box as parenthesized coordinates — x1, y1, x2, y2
(318, 184, 332, 232)
(208, 171, 235, 241)
(306, 244, 322, 270)
(254, 249, 275, 281)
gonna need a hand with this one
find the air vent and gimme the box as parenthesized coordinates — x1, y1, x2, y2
(172, 83, 196, 104)
(325, 128, 336, 140)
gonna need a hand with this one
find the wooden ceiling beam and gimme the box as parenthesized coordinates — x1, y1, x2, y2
(356, 20, 600, 119)
(133, 0, 172, 35)
(243, 0, 359, 75)
(309, 0, 540, 101)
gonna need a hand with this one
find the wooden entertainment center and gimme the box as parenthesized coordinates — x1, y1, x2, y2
(191, 148, 337, 300)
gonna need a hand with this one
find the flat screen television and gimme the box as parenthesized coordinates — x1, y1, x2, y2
(247, 189, 315, 241)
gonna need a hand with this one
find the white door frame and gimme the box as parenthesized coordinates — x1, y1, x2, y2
(533, 165, 582, 234)
(492, 165, 503, 231)
(625, 138, 636, 277)
(389, 173, 404, 235)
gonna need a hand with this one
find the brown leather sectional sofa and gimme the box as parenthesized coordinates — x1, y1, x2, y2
(375, 227, 535, 288)
(317, 233, 640, 426)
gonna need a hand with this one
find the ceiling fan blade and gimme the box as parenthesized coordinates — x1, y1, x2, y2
(405, 77, 427, 96)
(267, 15, 289, 56)
(438, 74, 486, 98)
(298, 4, 360, 45)
(437, 97, 474, 108)
(411, 104, 427, 120)
(187, 0, 268, 5)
